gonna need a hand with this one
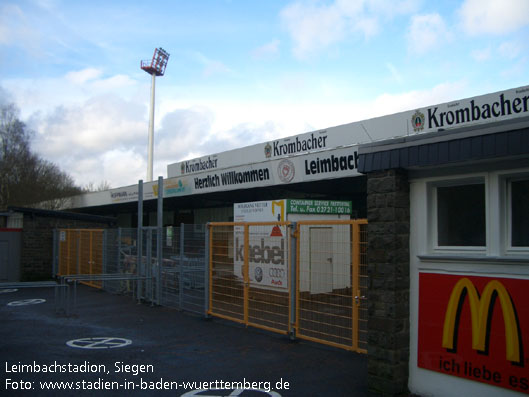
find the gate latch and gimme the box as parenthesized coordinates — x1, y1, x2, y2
(354, 295, 366, 305)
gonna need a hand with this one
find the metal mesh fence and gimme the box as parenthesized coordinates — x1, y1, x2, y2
(357, 222, 368, 352)
(104, 228, 140, 296)
(160, 224, 206, 314)
(208, 222, 291, 335)
(54, 220, 367, 352)
(54, 225, 206, 314)
(209, 223, 244, 322)
(295, 220, 368, 353)
(57, 229, 104, 288)
(246, 223, 290, 334)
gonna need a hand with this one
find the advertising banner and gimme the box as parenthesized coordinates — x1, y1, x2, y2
(108, 177, 191, 204)
(75, 146, 361, 208)
(418, 273, 529, 394)
(188, 145, 360, 196)
(234, 200, 288, 290)
(168, 85, 529, 178)
(287, 199, 352, 215)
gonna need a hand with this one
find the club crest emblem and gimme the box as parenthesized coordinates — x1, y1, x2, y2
(277, 159, 295, 183)
(264, 143, 272, 158)
(412, 110, 425, 132)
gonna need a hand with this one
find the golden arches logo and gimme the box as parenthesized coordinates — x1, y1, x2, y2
(442, 278, 521, 363)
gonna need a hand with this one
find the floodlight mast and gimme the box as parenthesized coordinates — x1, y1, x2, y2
(141, 47, 170, 182)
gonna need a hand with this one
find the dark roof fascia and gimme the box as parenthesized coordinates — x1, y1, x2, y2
(358, 117, 529, 173)
(359, 116, 529, 154)
(7, 206, 116, 225)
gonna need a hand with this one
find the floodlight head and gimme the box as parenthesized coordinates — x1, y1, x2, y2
(141, 47, 170, 76)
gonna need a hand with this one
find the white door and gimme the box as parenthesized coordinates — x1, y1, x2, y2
(309, 227, 333, 294)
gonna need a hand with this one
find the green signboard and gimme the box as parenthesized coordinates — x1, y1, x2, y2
(287, 199, 352, 215)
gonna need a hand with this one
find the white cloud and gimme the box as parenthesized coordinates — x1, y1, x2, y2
(471, 41, 523, 63)
(194, 53, 232, 78)
(280, 0, 420, 59)
(280, 1, 347, 59)
(3, 68, 145, 123)
(91, 74, 137, 91)
(500, 58, 528, 79)
(251, 39, 280, 60)
(366, 0, 421, 18)
(471, 47, 492, 62)
(16, 76, 475, 189)
(0, 4, 43, 56)
(28, 93, 148, 187)
(101, 149, 146, 187)
(155, 107, 214, 163)
(2, 60, 478, 191)
(370, 81, 469, 116)
(386, 62, 404, 84)
(498, 41, 522, 59)
(66, 68, 103, 85)
(458, 0, 529, 35)
(407, 13, 452, 54)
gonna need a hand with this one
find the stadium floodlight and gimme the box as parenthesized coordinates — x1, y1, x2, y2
(141, 47, 170, 182)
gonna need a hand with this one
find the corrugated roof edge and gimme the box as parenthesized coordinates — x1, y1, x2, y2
(6, 206, 116, 225)
(358, 116, 529, 173)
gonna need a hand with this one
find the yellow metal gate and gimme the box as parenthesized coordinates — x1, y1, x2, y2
(295, 220, 368, 353)
(57, 229, 104, 288)
(208, 222, 291, 335)
(208, 220, 368, 352)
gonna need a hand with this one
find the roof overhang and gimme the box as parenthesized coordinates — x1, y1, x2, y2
(358, 116, 529, 173)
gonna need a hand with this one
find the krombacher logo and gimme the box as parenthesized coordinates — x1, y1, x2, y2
(268, 132, 328, 158)
(424, 92, 529, 130)
(181, 156, 218, 174)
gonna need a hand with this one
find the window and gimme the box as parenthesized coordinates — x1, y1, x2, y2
(510, 179, 529, 247)
(423, 169, 529, 257)
(437, 183, 485, 247)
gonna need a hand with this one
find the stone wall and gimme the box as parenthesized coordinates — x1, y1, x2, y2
(20, 212, 114, 281)
(366, 169, 410, 396)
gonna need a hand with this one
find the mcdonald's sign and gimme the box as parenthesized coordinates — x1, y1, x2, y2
(418, 273, 529, 394)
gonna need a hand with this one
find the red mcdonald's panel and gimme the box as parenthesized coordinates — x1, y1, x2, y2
(418, 273, 529, 394)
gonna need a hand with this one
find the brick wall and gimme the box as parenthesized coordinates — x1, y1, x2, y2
(366, 169, 410, 396)
(20, 214, 111, 281)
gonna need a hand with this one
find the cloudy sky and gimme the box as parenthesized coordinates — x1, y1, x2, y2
(1, 0, 528, 188)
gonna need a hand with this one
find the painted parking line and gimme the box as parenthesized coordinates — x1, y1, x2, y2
(66, 337, 132, 349)
(0, 288, 18, 293)
(7, 298, 46, 306)
(181, 389, 282, 397)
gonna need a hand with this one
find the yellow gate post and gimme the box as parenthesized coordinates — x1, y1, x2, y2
(352, 221, 360, 351)
(243, 223, 249, 325)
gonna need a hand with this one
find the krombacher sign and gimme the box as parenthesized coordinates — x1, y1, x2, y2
(415, 88, 529, 131)
(168, 85, 529, 179)
(181, 156, 218, 175)
(268, 133, 328, 157)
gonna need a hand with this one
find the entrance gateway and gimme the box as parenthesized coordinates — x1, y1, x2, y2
(208, 199, 368, 353)
(53, 85, 529, 397)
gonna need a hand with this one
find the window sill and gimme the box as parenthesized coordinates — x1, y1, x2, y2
(418, 254, 529, 265)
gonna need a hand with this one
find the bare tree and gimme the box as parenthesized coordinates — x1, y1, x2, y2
(0, 103, 82, 209)
(83, 180, 112, 192)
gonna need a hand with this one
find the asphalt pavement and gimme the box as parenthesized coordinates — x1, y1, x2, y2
(0, 284, 367, 397)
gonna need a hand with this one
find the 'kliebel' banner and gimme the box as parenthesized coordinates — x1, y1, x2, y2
(418, 273, 529, 394)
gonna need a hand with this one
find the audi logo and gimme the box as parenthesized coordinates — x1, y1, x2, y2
(269, 268, 285, 278)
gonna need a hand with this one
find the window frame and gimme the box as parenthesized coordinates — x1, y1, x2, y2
(422, 168, 529, 259)
(503, 173, 529, 255)
(428, 175, 488, 255)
